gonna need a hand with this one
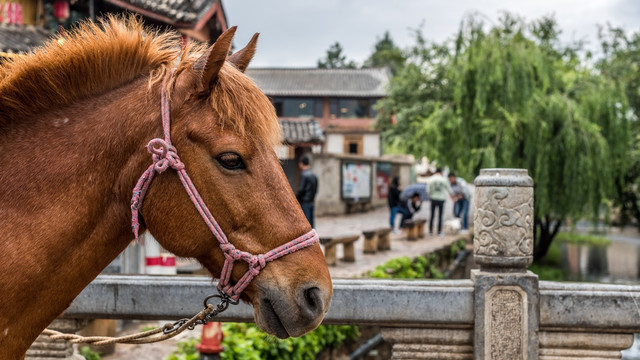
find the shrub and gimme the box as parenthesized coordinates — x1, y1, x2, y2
(165, 324, 360, 360)
(368, 238, 466, 279)
(80, 346, 101, 360)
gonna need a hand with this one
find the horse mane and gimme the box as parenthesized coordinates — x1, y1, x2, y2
(0, 15, 281, 146)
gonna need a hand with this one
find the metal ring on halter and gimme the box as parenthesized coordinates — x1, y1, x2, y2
(203, 289, 240, 309)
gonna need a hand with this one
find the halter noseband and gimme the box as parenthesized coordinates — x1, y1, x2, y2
(130, 69, 319, 301)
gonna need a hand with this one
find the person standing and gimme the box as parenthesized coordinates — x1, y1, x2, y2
(448, 172, 471, 233)
(388, 176, 402, 232)
(296, 156, 318, 228)
(426, 168, 453, 236)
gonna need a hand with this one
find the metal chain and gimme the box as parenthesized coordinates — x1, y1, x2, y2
(162, 292, 239, 335)
(43, 290, 235, 346)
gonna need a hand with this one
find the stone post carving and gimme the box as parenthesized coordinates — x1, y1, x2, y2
(472, 168, 539, 360)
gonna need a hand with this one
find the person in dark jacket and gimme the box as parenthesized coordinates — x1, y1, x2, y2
(296, 156, 318, 228)
(399, 193, 422, 229)
(388, 176, 402, 231)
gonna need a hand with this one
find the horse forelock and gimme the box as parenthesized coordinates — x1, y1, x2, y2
(208, 63, 282, 148)
(162, 56, 282, 148)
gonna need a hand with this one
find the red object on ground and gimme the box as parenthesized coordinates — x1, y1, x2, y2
(197, 322, 224, 354)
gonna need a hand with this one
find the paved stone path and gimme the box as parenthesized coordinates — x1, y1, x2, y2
(316, 198, 471, 278)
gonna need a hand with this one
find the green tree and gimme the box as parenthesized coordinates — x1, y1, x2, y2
(597, 25, 640, 229)
(377, 14, 632, 259)
(363, 31, 407, 75)
(317, 42, 356, 69)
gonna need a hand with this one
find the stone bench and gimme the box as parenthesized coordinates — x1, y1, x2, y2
(320, 234, 360, 266)
(376, 227, 393, 251)
(415, 219, 427, 238)
(404, 218, 426, 241)
(362, 227, 392, 254)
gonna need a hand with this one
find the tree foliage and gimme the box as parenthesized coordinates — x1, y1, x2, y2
(317, 42, 356, 69)
(377, 14, 632, 259)
(597, 25, 640, 229)
(363, 31, 407, 75)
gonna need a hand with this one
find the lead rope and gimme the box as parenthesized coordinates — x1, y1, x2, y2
(42, 297, 220, 345)
(43, 69, 319, 346)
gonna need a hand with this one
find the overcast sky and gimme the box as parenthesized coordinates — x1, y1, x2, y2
(223, 0, 640, 68)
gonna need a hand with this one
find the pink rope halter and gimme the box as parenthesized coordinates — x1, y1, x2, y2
(130, 70, 319, 301)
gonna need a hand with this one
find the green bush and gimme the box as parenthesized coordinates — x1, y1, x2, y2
(165, 324, 360, 360)
(165, 337, 199, 360)
(80, 346, 101, 360)
(368, 239, 466, 279)
(449, 239, 467, 259)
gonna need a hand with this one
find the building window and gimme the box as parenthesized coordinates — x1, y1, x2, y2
(329, 98, 377, 118)
(343, 134, 363, 155)
(272, 97, 322, 118)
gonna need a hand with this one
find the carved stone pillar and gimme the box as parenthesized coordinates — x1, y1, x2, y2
(472, 168, 539, 360)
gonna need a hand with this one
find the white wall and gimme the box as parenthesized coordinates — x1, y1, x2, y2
(325, 132, 381, 157)
(363, 133, 380, 157)
(325, 133, 343, 155)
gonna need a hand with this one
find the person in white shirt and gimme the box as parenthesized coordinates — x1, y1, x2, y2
(448, 172, 471, 232)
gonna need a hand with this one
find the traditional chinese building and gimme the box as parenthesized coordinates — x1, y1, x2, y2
(247, 67, 413, 215)
(247, 67, 391, 158)
(0, 0, 228, 58)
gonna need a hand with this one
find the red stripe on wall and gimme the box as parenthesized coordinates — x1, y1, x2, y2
(146, 256, 176, 267)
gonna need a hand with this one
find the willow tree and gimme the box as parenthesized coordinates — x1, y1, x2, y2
(377, 14, 631, 259)
(598, 25, 640, 229)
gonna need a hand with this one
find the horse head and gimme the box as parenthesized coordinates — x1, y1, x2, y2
(137, 28, 333, 338)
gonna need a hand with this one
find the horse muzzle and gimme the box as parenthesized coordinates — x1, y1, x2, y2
(253, 281, 332, 338)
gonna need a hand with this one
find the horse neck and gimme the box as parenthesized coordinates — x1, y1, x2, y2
(0, 75, 163, 355)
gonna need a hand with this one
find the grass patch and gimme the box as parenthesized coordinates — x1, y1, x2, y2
(528, 242, 569, 281)
(528, 262, 569, 281)
(555, 232, 611, 246)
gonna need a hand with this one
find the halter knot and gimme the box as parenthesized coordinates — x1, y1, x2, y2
(220, 243, 235, 253)
(147, 138, 184, 172)
(249, 254, 267, 270)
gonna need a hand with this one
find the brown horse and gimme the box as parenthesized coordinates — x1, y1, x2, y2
(0, 16, 332, 357)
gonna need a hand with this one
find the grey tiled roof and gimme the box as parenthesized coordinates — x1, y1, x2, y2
(106, 0, 217, 25)
(247, 68, 391, 97)
(0, 24, 49, 54)
(280, 118, 325, 144)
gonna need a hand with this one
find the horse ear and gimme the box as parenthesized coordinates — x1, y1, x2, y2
(193, 26, 237, 93)
(227, 33, 259, 72)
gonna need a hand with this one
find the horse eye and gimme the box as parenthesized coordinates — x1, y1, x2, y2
(216, 152, 246, 170)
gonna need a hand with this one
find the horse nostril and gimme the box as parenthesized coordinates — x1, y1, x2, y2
(301, 286, 323, 315)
